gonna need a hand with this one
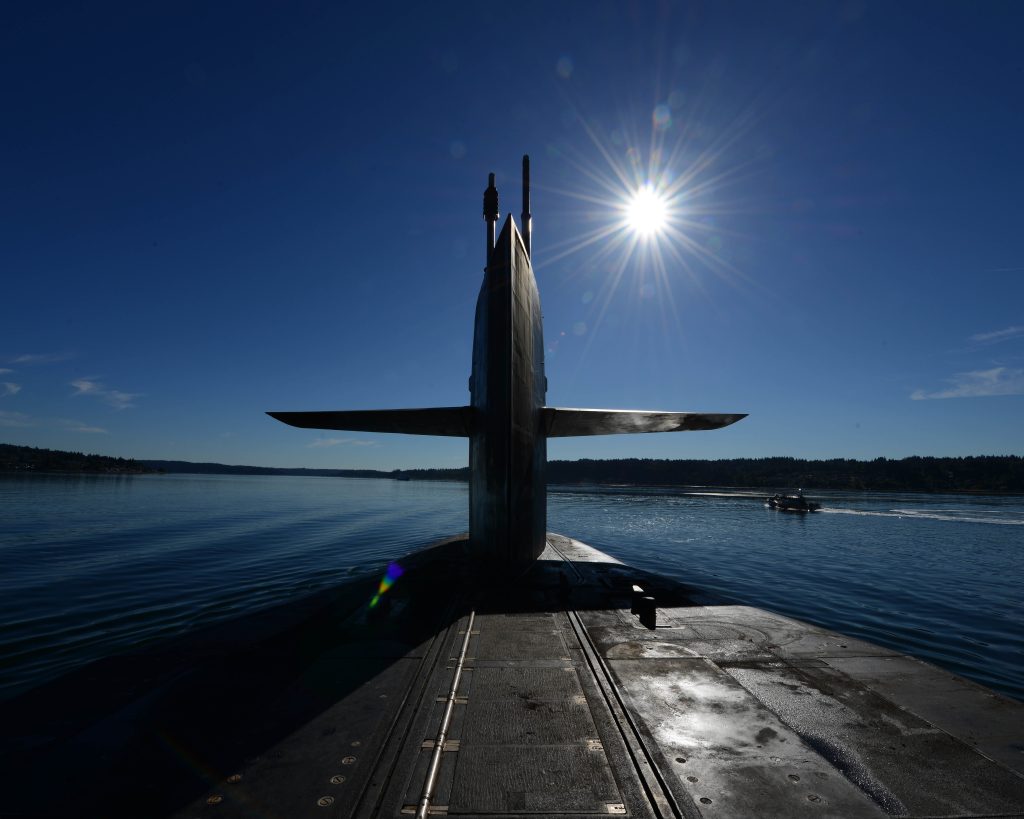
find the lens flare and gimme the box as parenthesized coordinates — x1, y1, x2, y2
(537, 99, 758, 363)
(369, 561, 404, 608)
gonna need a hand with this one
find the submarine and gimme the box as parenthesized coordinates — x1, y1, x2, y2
(3, 159, 1022, 818)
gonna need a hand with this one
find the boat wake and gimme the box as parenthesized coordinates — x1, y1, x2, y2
(823, 507, 1024, 525)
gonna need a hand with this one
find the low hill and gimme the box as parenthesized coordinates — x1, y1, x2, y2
(4, 444, 1022, 493)
(1, 443, 152, 474)
(142, 459, 390, 478)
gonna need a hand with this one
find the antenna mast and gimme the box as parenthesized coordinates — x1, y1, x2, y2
(483, 172, 498, 269)
(521, 155, 531, 259)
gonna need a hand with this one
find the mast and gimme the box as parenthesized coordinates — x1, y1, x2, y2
(524, 153, 532, 255)
(483, 172, 498, 269)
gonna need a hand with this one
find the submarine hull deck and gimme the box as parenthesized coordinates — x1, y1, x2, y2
(3, 535, 1022, 818)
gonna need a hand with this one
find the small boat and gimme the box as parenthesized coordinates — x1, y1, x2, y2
(767, 490, 821, 513)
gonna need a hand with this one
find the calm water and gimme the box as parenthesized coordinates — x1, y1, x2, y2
(1, 474, 1022, 702)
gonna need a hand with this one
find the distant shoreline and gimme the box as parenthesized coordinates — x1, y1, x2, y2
(4, 444, 1023, 494)
(6, 472, 1022, 497)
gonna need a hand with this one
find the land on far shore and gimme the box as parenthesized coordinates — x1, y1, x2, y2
(3, 443, 1023, 494)
(1, 443, 153, 474)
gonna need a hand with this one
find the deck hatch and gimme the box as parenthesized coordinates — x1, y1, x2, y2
(474, 629, 568, 660)
(446, 616, 625, 814)
(448, 745, 621, 814)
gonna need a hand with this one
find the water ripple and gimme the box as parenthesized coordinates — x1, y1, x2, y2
(1, 475, 1021, 703)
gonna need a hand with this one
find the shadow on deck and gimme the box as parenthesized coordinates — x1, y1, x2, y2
(0, 535, 698, 818)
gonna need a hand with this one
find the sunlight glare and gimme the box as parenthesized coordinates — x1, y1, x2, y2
(625, 185, 668, 237)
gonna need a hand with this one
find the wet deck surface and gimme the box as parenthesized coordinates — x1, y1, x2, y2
(3, 535, 1023, 818)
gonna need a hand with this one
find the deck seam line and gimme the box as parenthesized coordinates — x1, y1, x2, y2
(549, 535, 687, 817)
(568, 609, 695, 819)
(416, 609, 475, 819)
(351, 599, 463, 819)
(544, 536, 585, 579)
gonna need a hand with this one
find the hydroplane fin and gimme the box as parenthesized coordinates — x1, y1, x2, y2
(267, 407, 472, 437)
(542, 408, 747, 437)
(268, 407, 745, 439)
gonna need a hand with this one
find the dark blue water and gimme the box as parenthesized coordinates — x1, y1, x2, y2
(2, 474, 1021, 702)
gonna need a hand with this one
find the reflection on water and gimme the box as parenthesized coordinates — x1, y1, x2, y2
(1, 474, 1021, 701)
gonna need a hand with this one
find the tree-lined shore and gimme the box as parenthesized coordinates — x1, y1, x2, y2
(1, 443, 152, 474)
(391, 456, 1024, 494)
(4, 443, 1023, 493)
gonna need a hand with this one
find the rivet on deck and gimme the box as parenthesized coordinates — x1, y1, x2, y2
(317, 796, 335, 807)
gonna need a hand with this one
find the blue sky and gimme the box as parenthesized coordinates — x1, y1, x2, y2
(2, 1, 1022, 469)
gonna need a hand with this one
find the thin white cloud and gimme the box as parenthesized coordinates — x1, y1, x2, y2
(71, 378, 99, 395)
(71, 378, 141, 410)
(0, 410, 34, 427)
(307, 437, 377, 448)
(0, 368, 12, 374)
(970, 325, 1024, 344)
(911, 367, 1024, 400)
(13, 352, 72, 365)
(1, 382, 21, 396)
(70, 424, 109, 434)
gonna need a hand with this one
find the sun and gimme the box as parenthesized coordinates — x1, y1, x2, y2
(538, 108, 753, 314)
(625, 184, 669, 237)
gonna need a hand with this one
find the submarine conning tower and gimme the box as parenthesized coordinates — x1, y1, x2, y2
(468, 156, 547, 571)
(267, 154, 746, 575)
